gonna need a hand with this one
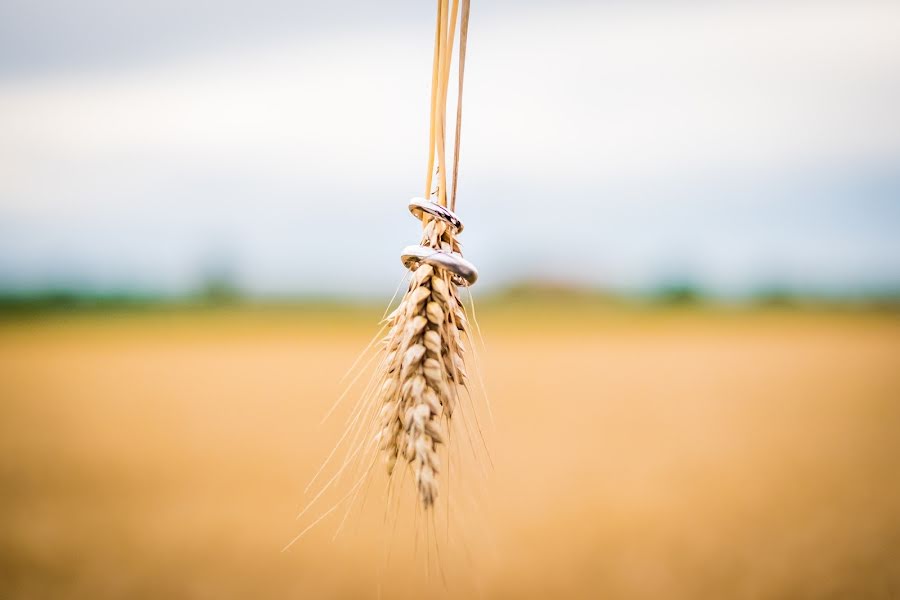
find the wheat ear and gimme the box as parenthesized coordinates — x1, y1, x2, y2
(377, 218, 469, 508)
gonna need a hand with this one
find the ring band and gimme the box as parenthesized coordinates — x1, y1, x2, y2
(401, 244, 478, 286)
(408, 198, 464, 233)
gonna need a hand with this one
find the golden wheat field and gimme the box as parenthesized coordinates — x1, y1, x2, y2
(1, 303, 899, 599)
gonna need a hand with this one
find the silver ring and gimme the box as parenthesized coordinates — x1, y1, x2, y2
(408, 198, 464, 233)
(401, 245, 478, 286)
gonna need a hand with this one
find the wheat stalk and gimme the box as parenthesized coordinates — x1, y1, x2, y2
(376, 217, 469, 508)
(284, 2, 478, 548)
(376, 0, 472, 509)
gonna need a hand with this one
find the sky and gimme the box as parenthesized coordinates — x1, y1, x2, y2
(1, 0, 899, 297)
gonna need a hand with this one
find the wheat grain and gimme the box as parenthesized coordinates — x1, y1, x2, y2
(376, 218, 470, 508)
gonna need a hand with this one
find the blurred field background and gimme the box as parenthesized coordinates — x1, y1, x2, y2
(3, 0, 900, 597)
(2, 298, 899, 598)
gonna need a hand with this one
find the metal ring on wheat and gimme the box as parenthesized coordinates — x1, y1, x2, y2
(401, 245, 479, 287)
(408, 197, 464, 233)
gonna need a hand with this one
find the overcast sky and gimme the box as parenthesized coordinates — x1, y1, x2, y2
(1, 1, 899, 297)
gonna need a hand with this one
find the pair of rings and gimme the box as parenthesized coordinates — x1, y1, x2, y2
(400, 197, 478, 286)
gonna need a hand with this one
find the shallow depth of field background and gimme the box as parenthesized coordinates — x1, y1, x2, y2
(2, 1, 900, 598)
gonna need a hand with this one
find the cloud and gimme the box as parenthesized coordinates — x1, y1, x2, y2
(1, 1, 899, 295)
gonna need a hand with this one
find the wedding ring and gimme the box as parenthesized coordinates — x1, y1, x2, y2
(400, 244, 478, 286)
(408, 198, 464, 233)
